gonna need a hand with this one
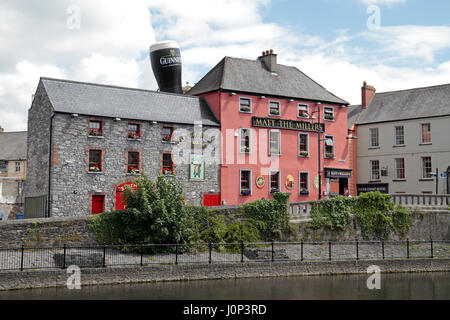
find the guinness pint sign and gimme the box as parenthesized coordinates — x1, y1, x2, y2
(252, 117, 325, 132)
(150, 41, 183, 94)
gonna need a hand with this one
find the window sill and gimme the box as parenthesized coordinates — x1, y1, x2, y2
(268, 113, 281, 117)
(88, 135, 104, 139)
(393, 145, 405, 148)
(88, 171, 103, 174)
(368, 146, 380, 150)
(299, 192, 310, 196)
(298, 155, 309, 158)
(393, 179, 407, 182)
(419, 178, 433, 181)
(239, 110, 252, 114)
(161, 141, 176, 144)
(419, 143, 432, 146)
(369, 180, 381, 183)
(127, 138, 142, 142)
(324, 118, 335, 122)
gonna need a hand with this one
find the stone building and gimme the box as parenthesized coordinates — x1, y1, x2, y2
(348, 82, 450, 195)
(24, 78, 220, 218)
(0, 128, 27, 219)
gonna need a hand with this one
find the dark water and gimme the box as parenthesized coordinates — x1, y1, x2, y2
(0, 272, 449, 300)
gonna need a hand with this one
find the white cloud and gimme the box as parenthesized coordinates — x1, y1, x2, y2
(358, 0, 406, 5)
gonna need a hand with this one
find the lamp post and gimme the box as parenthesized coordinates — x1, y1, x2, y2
(310, 103, 323, 200)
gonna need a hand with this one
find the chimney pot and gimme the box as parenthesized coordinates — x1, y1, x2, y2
(361, 81, 376, 108)
(269, 49, 273, 54)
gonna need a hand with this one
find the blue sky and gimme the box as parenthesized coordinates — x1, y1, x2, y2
(1, 0, 450, 131)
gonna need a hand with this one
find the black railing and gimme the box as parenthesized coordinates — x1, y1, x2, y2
(0, 239, 448, 272)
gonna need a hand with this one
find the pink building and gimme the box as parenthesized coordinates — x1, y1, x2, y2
(189, 50, 351, 205)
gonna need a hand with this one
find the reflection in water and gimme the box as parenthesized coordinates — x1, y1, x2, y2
(0, 272, 448, 300)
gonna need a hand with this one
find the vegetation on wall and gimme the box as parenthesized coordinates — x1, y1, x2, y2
(309, 196, 356, 231)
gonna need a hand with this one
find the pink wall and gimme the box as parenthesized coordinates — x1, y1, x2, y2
(201, 91, 350, 205)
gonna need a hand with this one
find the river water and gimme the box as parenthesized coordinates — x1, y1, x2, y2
(0, 272, 449, 300)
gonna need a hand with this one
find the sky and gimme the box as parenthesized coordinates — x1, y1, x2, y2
(0, 0, 450, 132)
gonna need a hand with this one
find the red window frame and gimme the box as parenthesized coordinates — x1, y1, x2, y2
(162, 126, 173, 142)
(89, 149, 102, 172)
(128, 123, 141, 139)
(162, 153, 173, 175)
(89, 120, 103, 136)
(127, 151, 140, 173)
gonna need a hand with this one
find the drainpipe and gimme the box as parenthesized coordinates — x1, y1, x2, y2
(447, 166, 450, 195)
(47, 112, 55, 218)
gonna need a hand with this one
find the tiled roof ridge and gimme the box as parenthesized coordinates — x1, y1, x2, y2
(374, 83, 450, 96)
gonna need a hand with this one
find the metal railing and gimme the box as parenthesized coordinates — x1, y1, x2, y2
(0, 239, 448, 271)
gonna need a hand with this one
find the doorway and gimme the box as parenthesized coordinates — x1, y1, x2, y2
(339, 178, 349, 196)
(91, 195, 105, 215)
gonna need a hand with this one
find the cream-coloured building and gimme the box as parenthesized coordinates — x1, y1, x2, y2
(349, 83, 450, 195)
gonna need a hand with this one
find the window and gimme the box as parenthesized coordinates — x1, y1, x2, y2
(324, 135, 334, 158)
(421, 157, 432, 179)
(369, 128, 379, 147)
(239, 97, 252, 113)
(240, 128, 251, 153)
(395, 126, 404, 146)
(89, 150, 102, 172)
(298, 133, 309, 157)
(127, 151, 140, 174)
(370, 160, 380, 181)
(162, 153, 174, 175)
(395, 158, 405, 179)
(323, 106, 334, 121)
(421, 123, 431, 144)
(161, 126, 173, 142)
(0, 160, 6, 173)
(269, 130, 281, 155)
(128, 123, 141, 139)
(299, 172, 309, 195)
(298, 104, 309, 118)
(240, 170, 252, 195)
(270, 171, 280, 194)
(89, 120, 102, 136)
(15, 162, 20, 172)
(269, 101, 280, 116)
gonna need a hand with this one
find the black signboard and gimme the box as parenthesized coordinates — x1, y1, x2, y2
(252, 117, 325, 132)
(325, 168, 352, 178)
(357, 183, 389, 195)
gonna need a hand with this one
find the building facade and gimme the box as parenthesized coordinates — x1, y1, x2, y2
(24, 78, 220, 218)
(349, 82, 450, 195)
(189, 51, 351, 205)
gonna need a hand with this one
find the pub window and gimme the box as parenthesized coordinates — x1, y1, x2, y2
(323, 106, 334, 121)
(89, 149, 102, 172)
(128, 123, 141, 139)
(370, 160, 380, 181)
(161, 126, 173, 142)
(162, 153, 174, 175)
(395, 158, 405, 180)
(298, 133, 309, 157)
(395, 126, 404, 146)
(299, 172, 309, 195)
(89, 120, 102, 136)
(324, 135, 334, 158)
(421, 157, 432, 179)
(269, 130, 281, 155)
(269, 101, 280, 116)
(369, 128, 379, 147)
(240, 170, 252, 196)
(298, 104, 309, 118)
(127, 151, 140, 174)
(421, 123, 431, 144)
(15, 162, 21, 172)
(239, 97, 252, 113)
(270, 171, 280, 194)
(240, 128, 251, 153)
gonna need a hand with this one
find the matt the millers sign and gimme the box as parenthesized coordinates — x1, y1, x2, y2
(252, 117, 325, 132)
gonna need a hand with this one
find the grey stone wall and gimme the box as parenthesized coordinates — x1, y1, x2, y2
(0, 258, 448, 291)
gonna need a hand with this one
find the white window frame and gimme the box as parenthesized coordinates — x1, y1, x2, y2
(394, 158, 406, 180)
(370, 160, 380, 181)
(421, 156, 432, 179)
(239, 169, 252, 195)
(269, 129, 281, 156)
(15, 162, 20, 173)
(297, 103, 309, 119)
(239, 128, 252, 154)
(394, 126, 405, 146)
(299, 171, 310, 195)
(324, 135, 334, 158)
(369, 128, 379, 148)
(239, 97, 252, 113)
(298, 133, 309, 157)
(420, 123, 431, 144)
(269, 170, 281, 194)
(323, 106, 335, 121)
(268, 100, 281, 116)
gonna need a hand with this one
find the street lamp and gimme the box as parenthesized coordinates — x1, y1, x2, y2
(309, 103, 324, 200)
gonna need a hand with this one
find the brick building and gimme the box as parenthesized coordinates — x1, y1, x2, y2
(24, 78, 220, 218)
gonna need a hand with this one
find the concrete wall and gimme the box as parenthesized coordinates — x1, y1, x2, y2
(356, 115, 450, 194)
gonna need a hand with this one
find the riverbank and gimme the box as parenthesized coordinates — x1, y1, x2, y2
(1, 258, 449, 291)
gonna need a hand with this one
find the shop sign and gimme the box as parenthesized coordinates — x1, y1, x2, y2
(325, 168, 352, 178)
(252, 117, 325, 132)
(357, 183, 389, 195)
(190, 154, 204, 180)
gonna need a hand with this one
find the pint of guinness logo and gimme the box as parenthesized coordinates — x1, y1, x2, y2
(150, 41, 182, 94)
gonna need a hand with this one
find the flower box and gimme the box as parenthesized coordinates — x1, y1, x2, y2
(324, 115, 334, 121)
(242, 147, 250, 153)
(161, 168, 174, 175)
(240, 189, 251, 196)
(128, 133, 141, 140)
(325, 153, 334, 159)
(162, 135, 172, 142)
(128, 167, 140, 174)
(270, 188, 280, 194)
(299, 190, 309, 195)
(269, 110, 280, 116)
(299, 151, 309, 157)
(89, 165, 101, 172)
(89, 130, 103, 137)
(240, 107, 251, 112)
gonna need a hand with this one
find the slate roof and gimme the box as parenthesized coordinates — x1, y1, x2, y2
(347, 104, 363, 129)
(188, 57, 348, 105)
(40, 78, 220, 126)
(0, 131, 27, 161)
(356, 83, 450, 125)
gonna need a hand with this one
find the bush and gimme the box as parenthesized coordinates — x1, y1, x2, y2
(392, 204, 412, 235)
(308, 196, 356, 231)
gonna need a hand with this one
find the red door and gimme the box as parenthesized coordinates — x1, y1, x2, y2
(115, 182, 138, 210)
(203, 194, 221, 207)
(91, 195, 105, 215)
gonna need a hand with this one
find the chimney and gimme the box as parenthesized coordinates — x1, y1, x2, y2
(361, 81, 376, 108)
(258, 49, 277, 73)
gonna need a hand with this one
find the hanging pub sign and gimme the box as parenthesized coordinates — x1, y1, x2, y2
(285, 174, 294, 190)
(255, 175, 265, 188)
(190, 154, 204, 180)
(252, 117, 325, 132)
